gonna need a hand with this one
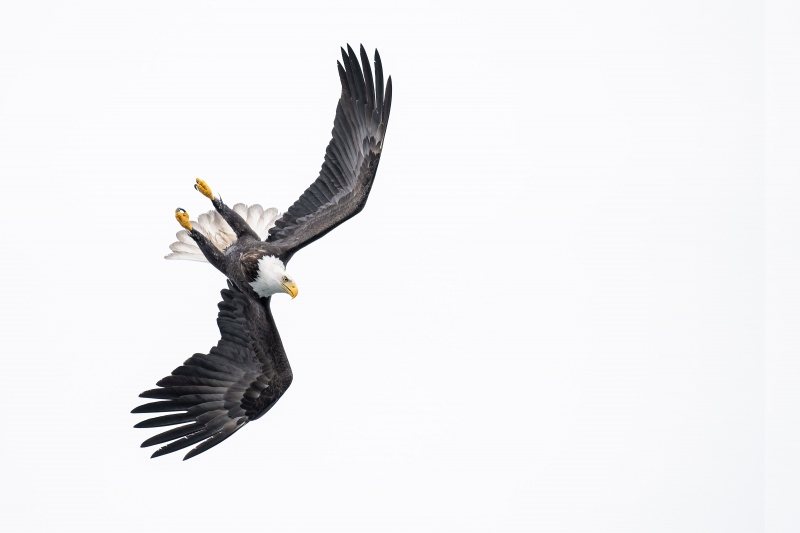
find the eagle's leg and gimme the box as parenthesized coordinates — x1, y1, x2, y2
(174, 208, 226, 273)
(195, 178, 260, 241)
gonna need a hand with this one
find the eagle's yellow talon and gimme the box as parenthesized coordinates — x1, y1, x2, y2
(195, 178, 214, 200)
(175, 208, 192, 231)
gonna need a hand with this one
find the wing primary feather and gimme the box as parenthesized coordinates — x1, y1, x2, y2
(141, 422, 203, 448)
(156, 375, 234, 388)
(149, 413, 230, 458)
(382, 75, 393, 126)
(139, 388, 179, 400)
(347, 44, 366, 103)
(183, 419, 246, 461)
(360, 44, 375, 107)
(375, 49, 384, 112)
(131, 400, 185, 414)
(134, 413, 196, 428)
(341, 47, 356, 98)
(336, 61, 350, 98)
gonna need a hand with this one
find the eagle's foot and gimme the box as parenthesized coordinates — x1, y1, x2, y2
(175, 208, 192, 231)
(194, 178, 214, 200)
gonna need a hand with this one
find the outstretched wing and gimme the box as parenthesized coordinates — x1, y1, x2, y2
(267, 44, 392, 260)
(132, 282, 293, 460)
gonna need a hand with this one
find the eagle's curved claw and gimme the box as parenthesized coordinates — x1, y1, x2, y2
(175, 208, 192, 231)
(195, 178, 214, 200)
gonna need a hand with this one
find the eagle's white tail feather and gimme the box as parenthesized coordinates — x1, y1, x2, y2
(165, 204, 281, 262)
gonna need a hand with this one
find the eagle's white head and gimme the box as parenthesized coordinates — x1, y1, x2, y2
(248, 255, 299, 299)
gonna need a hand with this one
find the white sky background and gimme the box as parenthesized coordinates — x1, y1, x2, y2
(766, 1, 800, 532)
(0, 1, 777, 531)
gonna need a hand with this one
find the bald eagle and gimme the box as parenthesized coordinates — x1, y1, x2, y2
(132, 45, 392, 460)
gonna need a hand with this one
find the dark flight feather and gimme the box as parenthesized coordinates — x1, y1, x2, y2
(360, 45, 374, 108)
(182, 419, 246, 461)
(133, 281, 292, 460)
(267, 46, 392, 260)
(131, 400, 184, 414)
(134, 412, 196, 428)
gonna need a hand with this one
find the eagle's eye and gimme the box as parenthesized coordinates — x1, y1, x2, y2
(282, 276, 289, 283)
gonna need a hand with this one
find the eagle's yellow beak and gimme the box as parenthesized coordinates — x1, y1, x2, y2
(281, 282, 298, 299)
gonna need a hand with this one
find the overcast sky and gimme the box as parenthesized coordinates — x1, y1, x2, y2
(0, 1, 790, 532)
